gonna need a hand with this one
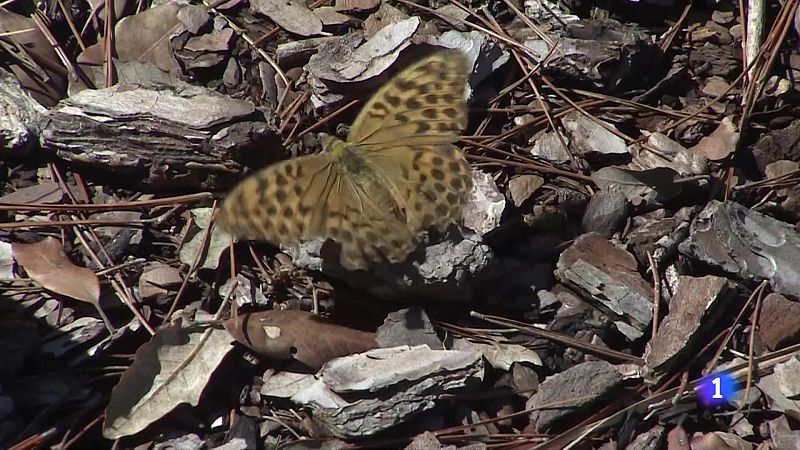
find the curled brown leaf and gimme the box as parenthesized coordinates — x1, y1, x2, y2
(224, 310, 377, 370)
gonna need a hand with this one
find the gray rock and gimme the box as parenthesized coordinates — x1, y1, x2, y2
(527, 360, 623, 432)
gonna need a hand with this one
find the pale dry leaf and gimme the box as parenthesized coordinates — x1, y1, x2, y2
(362, 3, 409, 36)
(178, 207, 232, 270)
(0, 240, 13, 279)
(335, 17, 419, 81)
(764, 160, 799, 180)
(667, 424, 691, 450)
(103, 323, 235, 439)
(314, 7, 357, 27)
(12, 237, 100, 305)
(634, 131, 710, 176)
(250, 0, 323, 37)
(223, 310, 377, 370)
(470, 342, 542, 371)
(138, 262, 183, 300)
(561, 110, 628, 158)
(690, 116, 738, 161)
(334, 0, 380, 13)
(507, 174, 544, 207)
(591, 166, 682, 205)
(219, 51, 472, 270)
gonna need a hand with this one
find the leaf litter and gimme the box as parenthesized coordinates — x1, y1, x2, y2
(3, 0, 800, 449)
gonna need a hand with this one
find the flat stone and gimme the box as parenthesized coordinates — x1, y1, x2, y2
(774, 356, 800, 399)
(581, 188, 630, 238)
(527, 360, 623, 432)
(376, 307, 442, 349)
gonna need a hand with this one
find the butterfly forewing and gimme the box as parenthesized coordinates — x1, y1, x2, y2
(347, 50, 469, 148)
(347, 51, 473, 237)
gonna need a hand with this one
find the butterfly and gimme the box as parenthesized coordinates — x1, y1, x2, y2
(217, 50, 473, 270)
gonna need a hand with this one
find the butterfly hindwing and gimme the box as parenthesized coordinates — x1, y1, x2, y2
(218, 155, 334, 245)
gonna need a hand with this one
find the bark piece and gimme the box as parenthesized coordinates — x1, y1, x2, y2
(556, 233, 654, 339)
(0, 68, 46, 154)
(262, 345, 483, 438)
(524, 19, 657, 91)
(758, 293, 800, 351)
(463, 170, 506, 236)
(750, 119, 800, 175)
(39, 84, 276, 189)
(643, 275, 736, 377)
(679, 200, 800, 300)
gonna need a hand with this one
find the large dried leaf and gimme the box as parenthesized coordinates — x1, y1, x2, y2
(250, 0, 322, 37)
(224, 310, 377, 370)
(591, 166, 682, 205)
(12, 237, 100, 305)
(103, 323, 235, 439)
(691, 432, 754, 450)
(307, 17, 420, 84)
(690, 116, 738, 161)
(78, 2, 183, 75)
(0, 181, 63, 204)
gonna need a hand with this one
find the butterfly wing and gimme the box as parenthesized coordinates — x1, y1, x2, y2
(347, 50, 470, 149)
(346, 50, 473, 234)
(218, 153, 417, 270)
(308, 173, 419, 270)
(362, 143, 473, 234)
(218, 154, 336, 245)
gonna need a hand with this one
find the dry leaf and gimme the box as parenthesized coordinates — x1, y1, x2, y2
(103, 323, 235, 439)
(507, 175, 544, 207)
(78, 2, 183, 75)
(667, 424, 691, 450)
(690, 116, 738, 161)
(0, 241, 13, 279)
(0, 10, 66, 106)
(691, 432, 753, 450)
(223, 310, 377, 370)
(178, 207, 232, 270)
(138, 262, 183, 300)
(0, 181, 63, 204)
(250, 0, 323, 37)
(591, 166, 682, 205)
(335, 0, 380, 13)
(12, 237, 100, 305)
(764, 160, 799, 180)
(468, 341, 542, 370)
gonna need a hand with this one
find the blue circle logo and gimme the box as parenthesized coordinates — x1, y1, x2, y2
(696, 372, 738, 406)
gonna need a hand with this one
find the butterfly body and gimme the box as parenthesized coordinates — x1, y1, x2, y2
(219, 50, 473, 270)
